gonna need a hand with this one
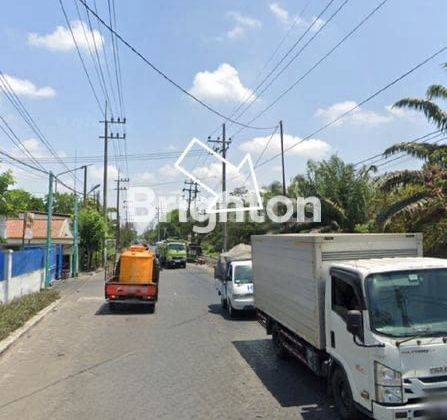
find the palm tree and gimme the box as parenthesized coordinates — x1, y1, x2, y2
(376, 66, 447, 230)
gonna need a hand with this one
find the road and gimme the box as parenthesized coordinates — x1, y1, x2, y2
(0, 266, 337, 420)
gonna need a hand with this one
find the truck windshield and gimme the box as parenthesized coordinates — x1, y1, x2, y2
(234, 266, 253, 284)
(367, 269, 447, 337)
(168, 244, 186, 251)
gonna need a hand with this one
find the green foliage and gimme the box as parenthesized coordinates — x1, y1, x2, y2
(0, 171, 16, 216)
(0, 289, 60, 341)
(78, 207, 107, 270)
(47, 192, 76, 215)
(4, 189, 45, 214)
(289, 155, 375, 232)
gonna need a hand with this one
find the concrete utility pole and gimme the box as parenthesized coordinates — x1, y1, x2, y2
(99, 102, 126, 217)
(208, 124, 231, 252)
(99, 101, 126, 274)
(183, 180, 199, 220)
(279, 120, 287, 196)
(83, 165, 88, 206)
(114, 172, 129, 256)
(44, 172, 54, 288)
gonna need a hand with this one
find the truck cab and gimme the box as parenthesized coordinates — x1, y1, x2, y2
(159, 240, 187, 268)
(326, 257, 447, 419)
(217, 260, 254, 318)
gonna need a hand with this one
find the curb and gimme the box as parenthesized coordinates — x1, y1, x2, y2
(0, 299, 61, 357)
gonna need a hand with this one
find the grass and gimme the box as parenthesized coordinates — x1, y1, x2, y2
(0, 289, 60, 342)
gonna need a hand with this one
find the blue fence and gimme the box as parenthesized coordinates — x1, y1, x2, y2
(0, 251, 4, 281)
(12, 247, 45, 277)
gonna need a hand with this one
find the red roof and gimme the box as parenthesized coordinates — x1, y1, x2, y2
(6, 218, 73, 240)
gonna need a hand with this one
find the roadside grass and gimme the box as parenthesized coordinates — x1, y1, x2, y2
(0, 289, 60, 341)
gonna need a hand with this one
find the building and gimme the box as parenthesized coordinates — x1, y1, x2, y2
(4, 212, 74, 279)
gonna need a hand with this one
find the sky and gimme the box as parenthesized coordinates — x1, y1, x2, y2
(0, 0, 446, 222)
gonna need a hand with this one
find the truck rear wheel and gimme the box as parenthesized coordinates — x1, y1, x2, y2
(272, 328, 288, 359)
(331, 368, 358, 420)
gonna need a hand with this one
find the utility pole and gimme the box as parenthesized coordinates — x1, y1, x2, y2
(83, 165, 88, 206)
(183, 180, 199, 220)
(279, 120, 287, 196)
(72, 194, 79, 277)
(99, 103, 126, 217)
(156, 206, 160, 242)
(45, 172, 54, 288)
(99, 101, 126, 275)
(114, 172, 129, 256)
(208, 123, 231, 252)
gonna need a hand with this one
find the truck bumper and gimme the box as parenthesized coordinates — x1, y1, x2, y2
(372, 401, 447, 419)
(232, 297, 255, 311)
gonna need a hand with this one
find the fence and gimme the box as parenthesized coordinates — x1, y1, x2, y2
(0, 246, 61, 304)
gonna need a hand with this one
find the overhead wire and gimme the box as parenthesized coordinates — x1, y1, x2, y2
(76, 0, 277, 131)
(230, 0, 391, 139)
(255, 44, 447, 169)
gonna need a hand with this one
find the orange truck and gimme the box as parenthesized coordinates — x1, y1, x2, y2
(105, 245, 160, 311)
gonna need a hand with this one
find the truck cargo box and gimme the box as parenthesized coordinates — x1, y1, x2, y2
(118, 250, 155, 284)
(252, 233, 423, 350)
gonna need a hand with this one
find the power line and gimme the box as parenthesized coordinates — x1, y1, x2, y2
(229, 0, 345, 130)
(59, 0, 104, 114)
(231, 0, 391, 139)
(256, 44, 447, 169)
(353, 130, 443, 168)
(76, 0, 276, 131)
(0, 70, 80, 185)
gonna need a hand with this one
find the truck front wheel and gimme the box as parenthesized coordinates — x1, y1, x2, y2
(331, 368, 358, 420)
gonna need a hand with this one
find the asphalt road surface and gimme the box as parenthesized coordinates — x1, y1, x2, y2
(0, 266, 339, 420)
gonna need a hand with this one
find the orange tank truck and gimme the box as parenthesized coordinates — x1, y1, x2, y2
(105, 247, 160, 311)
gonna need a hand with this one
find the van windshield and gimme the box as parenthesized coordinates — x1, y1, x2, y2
(168, 243, 186, 251)
(367, 269, 447, 337)
(234, 265, 253, 285)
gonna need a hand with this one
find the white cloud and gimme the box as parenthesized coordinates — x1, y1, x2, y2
(239, 134, 331, 159)
(270, 3, 324, 31)
(385, 105, 421, 121)
(28, 20, 104, 53)
(158, 163, 180, 179)
(315, 101, 393, 126)
(226, 11, 262, 39)
(2, 74, 55, 99)
(189, 63, 255, 102)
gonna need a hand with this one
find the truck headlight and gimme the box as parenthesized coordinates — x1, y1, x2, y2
(375, 362, 403, 404)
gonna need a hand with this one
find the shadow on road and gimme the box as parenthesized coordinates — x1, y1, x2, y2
(207, 304, 257, 321)
(95, 303, 155, 316)
(233, 339, 338, 419)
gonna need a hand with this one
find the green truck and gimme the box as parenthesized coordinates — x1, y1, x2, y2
(158, 239, 187, 268)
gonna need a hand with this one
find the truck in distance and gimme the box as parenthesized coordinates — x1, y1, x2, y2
(252, 233, 447, 420)
(105, 245, 160, 311)
(215, 244, 254, 318)
(158, 239, 187, 268)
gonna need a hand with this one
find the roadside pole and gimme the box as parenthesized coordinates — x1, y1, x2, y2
(83, 165, 88, 207)
(72, 194, 79, 277)
(45, 171, 54, 288)
(279, 120, 287, 196)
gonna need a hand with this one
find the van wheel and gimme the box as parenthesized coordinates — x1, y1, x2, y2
(331, 368, 358, 420)
(227, 301, 237, 318)
(272, 328, 288, 359)
(221, 298, 227, 310)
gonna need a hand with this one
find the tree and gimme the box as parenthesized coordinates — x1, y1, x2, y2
(376, 65, 447, 255)
(0, 171, 15, 216)
(289, 155, 375, 232)
(5, 189, 45, 214)
(47, 192, 75, 215)
(78, 207, 107, 270)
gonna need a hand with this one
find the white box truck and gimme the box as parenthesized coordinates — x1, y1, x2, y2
(252, 233, 447, 419)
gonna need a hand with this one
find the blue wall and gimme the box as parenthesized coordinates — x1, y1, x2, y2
(0, 251, 4, 281)
(11, 247, 45, 277)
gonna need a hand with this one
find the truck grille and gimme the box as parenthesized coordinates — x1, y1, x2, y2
(404, 376, 447, 403)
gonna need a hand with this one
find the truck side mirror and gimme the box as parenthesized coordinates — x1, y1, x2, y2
(347, 310, 363, 340)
